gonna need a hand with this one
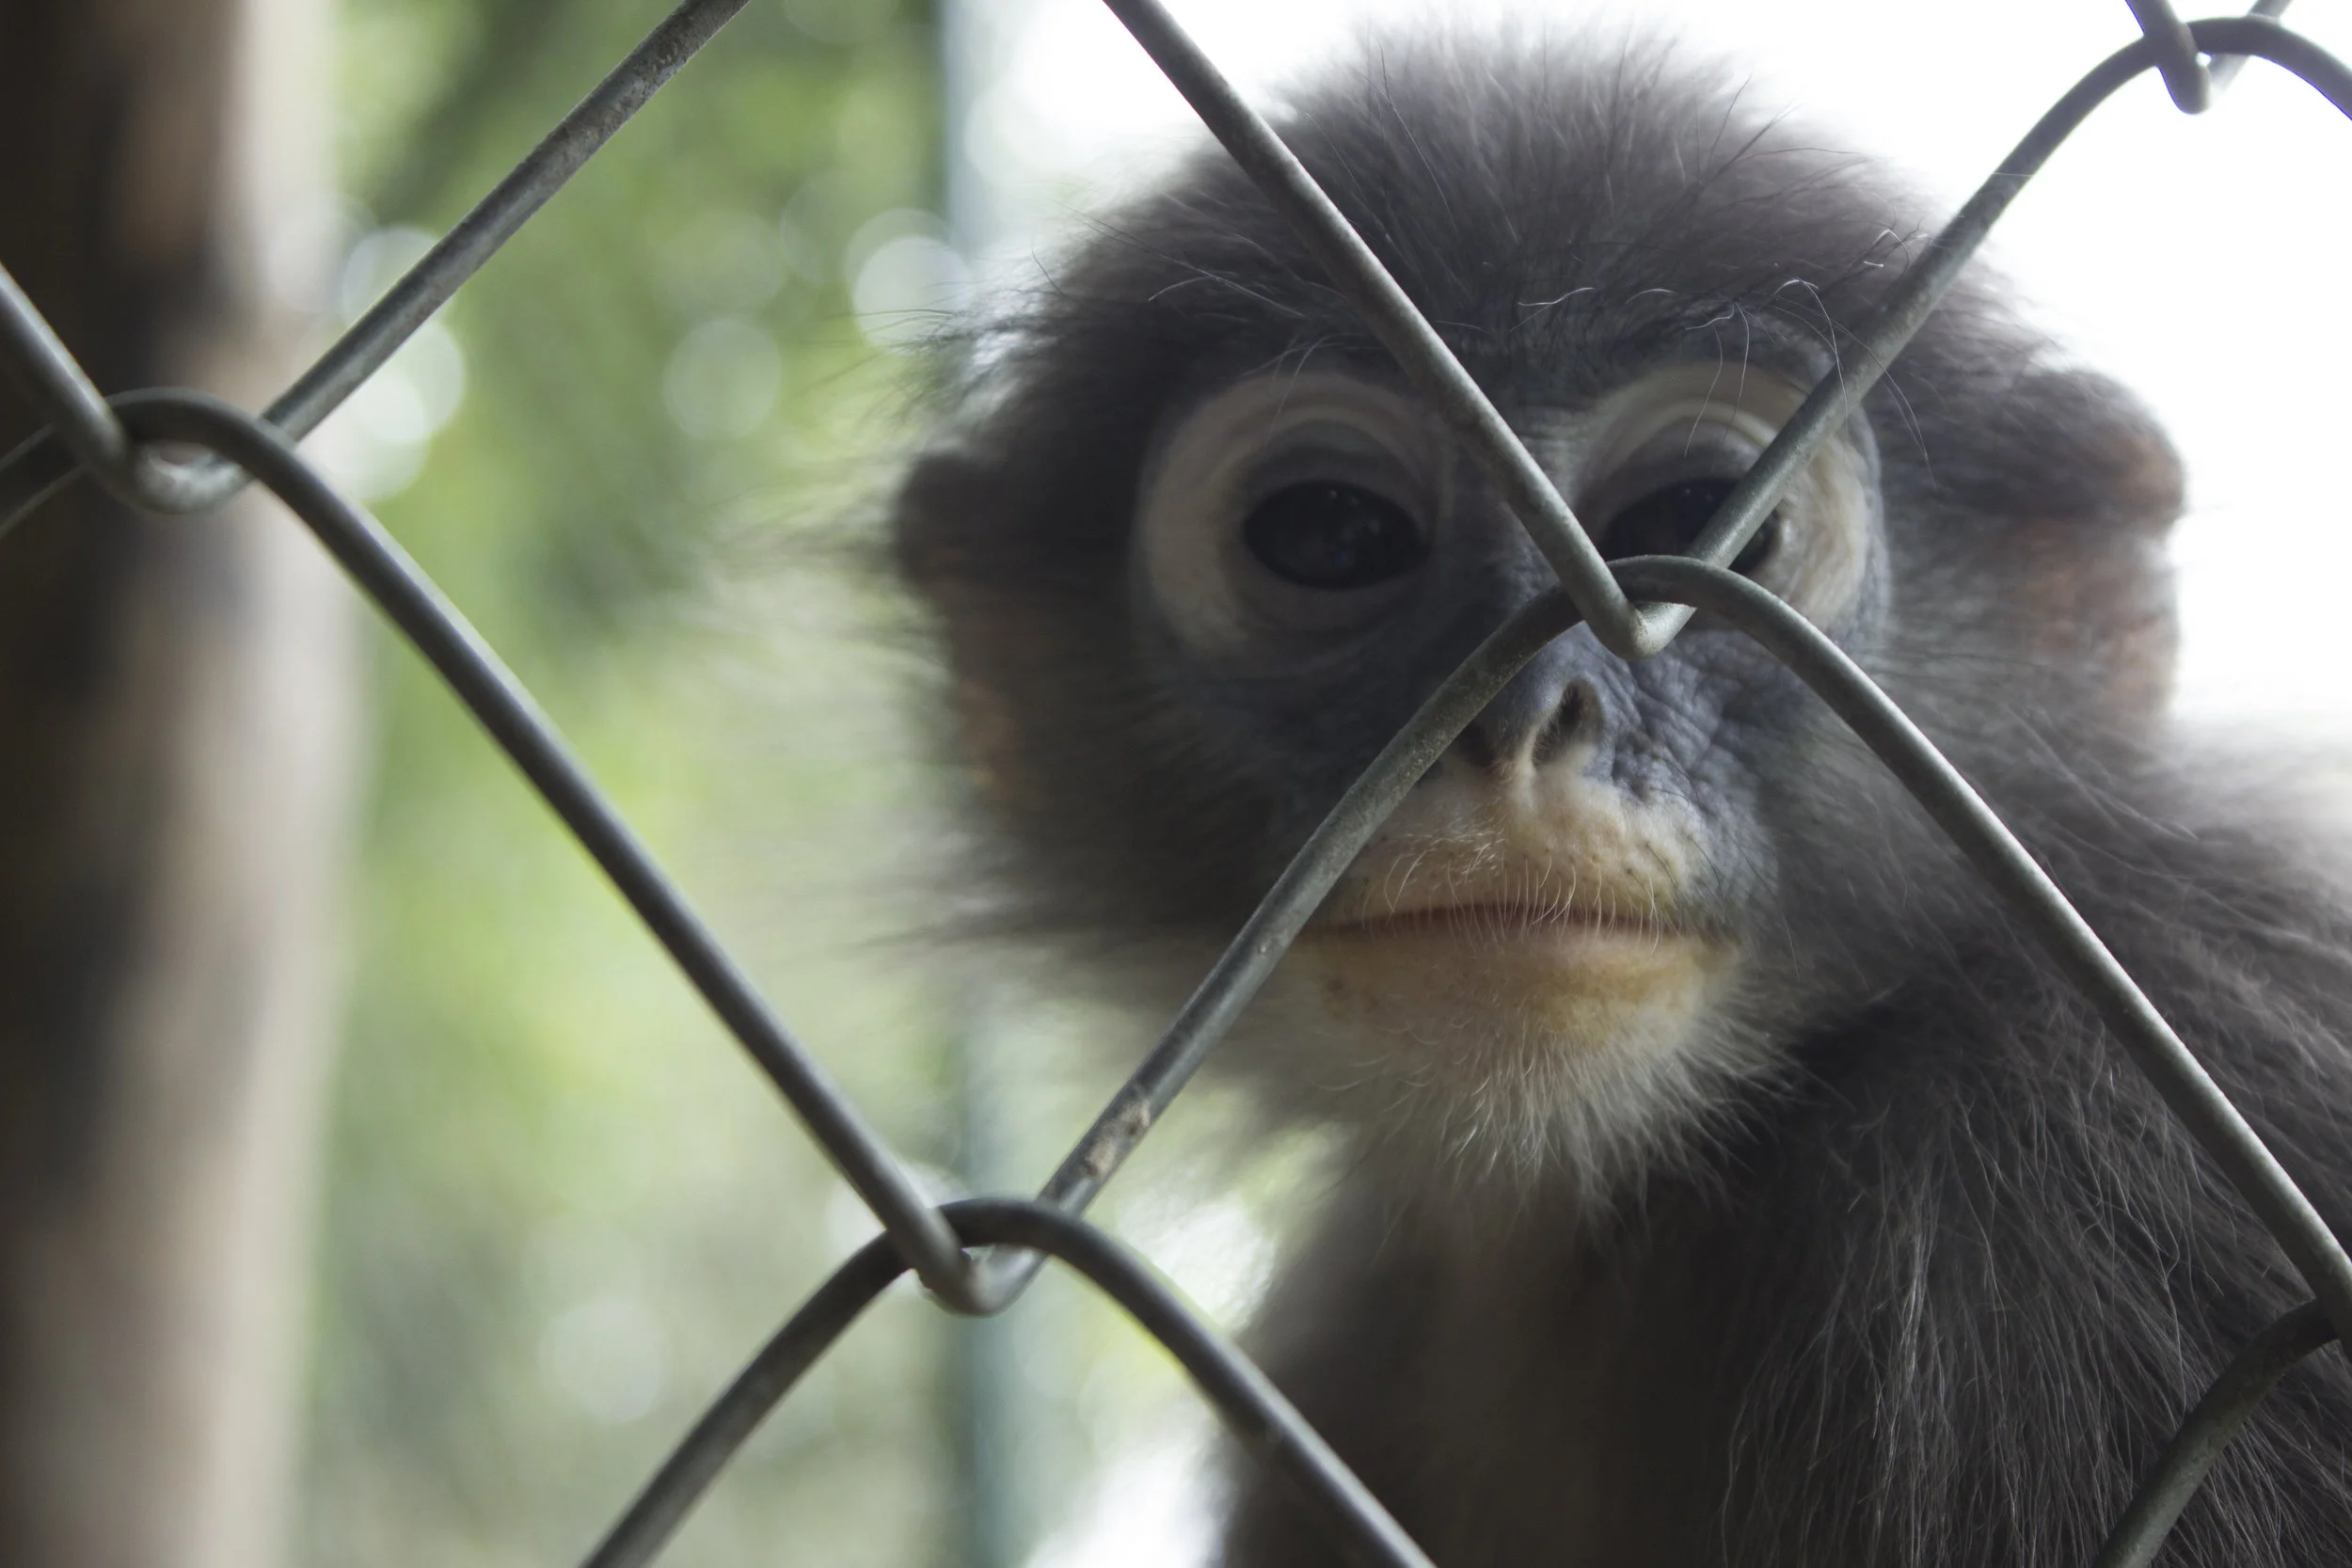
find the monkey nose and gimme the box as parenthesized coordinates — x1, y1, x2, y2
(1454, 661, 1602, 776)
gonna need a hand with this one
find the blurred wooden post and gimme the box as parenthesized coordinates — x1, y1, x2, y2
(0, 0, 355, 1564)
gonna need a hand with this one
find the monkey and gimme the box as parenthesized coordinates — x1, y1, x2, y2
(890, 30, 2352, 1568)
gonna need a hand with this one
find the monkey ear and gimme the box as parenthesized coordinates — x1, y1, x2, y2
(891, 442, 1077, 822)
(1950, 368, 2185, 533)
(1931, 368, 2185, 728)
(894, 445, 1012, 768)
(893, 446, 995, 592)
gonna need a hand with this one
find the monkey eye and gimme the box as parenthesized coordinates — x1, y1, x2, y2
(1242, 482, 1430, 590)
(1600, 478, 1778, 577)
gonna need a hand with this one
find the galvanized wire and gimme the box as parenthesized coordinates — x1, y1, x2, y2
(583, 1200, 1435, 1568)
(2126, 0, 2217, 109)
(2091, 1301, 2337, 1568)
(0, 0, 753, 537)
(2210, 0, 2297, 91)
(0, 4, 2347, 1566)
(94, 387, 980, 1309)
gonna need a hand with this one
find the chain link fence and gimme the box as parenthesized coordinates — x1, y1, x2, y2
(2, 2, 2348, 1564)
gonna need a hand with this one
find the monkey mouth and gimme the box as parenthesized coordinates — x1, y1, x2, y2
(1294, 890, 1719, 1050)
(1289, 875, 1725, 1059)
(1318, 899, 1678, 945)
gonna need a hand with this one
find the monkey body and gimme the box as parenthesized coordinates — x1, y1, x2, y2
(895, 33, 2352, 1566)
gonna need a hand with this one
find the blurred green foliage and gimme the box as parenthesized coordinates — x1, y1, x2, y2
(299, 3, 972, 1564)
(295, 6, 1327, 1565)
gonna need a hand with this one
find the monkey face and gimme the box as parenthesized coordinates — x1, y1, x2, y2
(896, 40, 2181, 1185)
(1127, 361, 1881, 1178)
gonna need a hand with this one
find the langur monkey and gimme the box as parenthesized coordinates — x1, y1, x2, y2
(894, 33, 2352, 1567)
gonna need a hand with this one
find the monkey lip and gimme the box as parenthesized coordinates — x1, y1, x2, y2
(1317, 900, 1678, 946)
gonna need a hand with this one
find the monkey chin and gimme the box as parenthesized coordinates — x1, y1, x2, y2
(1257, 915, 1750, 1197)
(1242, 777, 1764, 1197)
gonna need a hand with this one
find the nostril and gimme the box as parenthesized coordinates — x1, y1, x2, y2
(1452, 681, 1594, 775)
(1530, 683, 1593, 769)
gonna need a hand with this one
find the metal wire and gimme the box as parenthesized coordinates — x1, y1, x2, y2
(0, 0, 753, 538)
(2091, 1302, 2337, 1568)
(86, 387, 981, 1309)
(981, 588, 1583, 1305)
(0, 4, 2347, 1565)
(584, 1201, 1436, 1568)
(2210, 0, 2297, 91)
(2126, 0, 2217, 110)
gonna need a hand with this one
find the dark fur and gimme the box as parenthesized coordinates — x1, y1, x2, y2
(894, 34, 2352, 1567)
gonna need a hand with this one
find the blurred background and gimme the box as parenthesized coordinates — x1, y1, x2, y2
(297, 5, 1295, 1567)
(0, 3, 2348, 1568)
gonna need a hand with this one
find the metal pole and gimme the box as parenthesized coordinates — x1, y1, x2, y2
(941, 6, 1037, 1562)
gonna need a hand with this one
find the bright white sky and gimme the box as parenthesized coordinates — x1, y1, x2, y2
(957, 0, 2352, 737)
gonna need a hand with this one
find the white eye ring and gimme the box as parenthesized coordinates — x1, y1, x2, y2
(1563, 365, 1876, 627)
(1135, 372, 1446, 660)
